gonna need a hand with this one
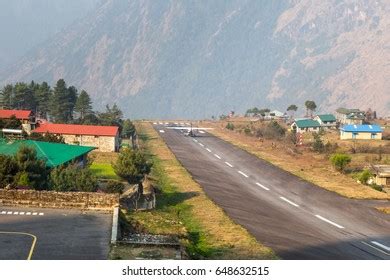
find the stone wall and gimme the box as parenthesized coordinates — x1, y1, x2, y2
(0, 189, 119, 210)
(61, 134, 118, 152)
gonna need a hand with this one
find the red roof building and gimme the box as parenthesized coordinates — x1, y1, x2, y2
(32, 123, 120, 152)
(0, 109, 33, 121)
(33, 123, 119, 137)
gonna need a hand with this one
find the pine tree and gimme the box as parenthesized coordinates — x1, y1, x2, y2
(75, 90, 93, 121)
(49, 79, 70, 123)
(34, 82, 51, 119)
(0, 84, 14, 109)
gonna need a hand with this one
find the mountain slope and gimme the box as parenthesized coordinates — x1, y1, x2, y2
(1, 0, 389, 118)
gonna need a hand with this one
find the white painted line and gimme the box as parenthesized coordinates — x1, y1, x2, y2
(199, 143, 204, 147)
(371, 241, 390, 252)
(7, 211, 12, 214)
(159, 130, 165, 133)
(26, 212, 31, 215)
(39, 213, 44, 216)
(225, 162, 233, 168)
(174, 122, 178, 125)
(206, 148, 212, 153)
(32, 212, 38, 216)
(214, 154, 221, 159)
(1, 211, 6, 214)
(199, 130, 205, 134)
(192, 139, 198, 142)
(256, 182, 270, 191)
(238, 171, 249, 178)
(19, 212, 25, 215)
(315, 215, 344, 229)
(280, 196, 299, 207)
(361, 241, 390, 256)
(13, 212, 19, 215)
(153, 122, 157, 125)
(158, 122, 162, 125)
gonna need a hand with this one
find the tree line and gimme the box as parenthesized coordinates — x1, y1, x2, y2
(0, 79, 135, 137)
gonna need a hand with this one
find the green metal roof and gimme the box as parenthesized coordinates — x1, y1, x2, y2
(294, 119, 321, 128)
(0, 140, 95, 168)
(336, 108, 361, 114)
(317, 114, 336, 122)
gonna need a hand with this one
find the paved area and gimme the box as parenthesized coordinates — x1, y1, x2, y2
(155, 123, 390, 259)
(0, 207, 112, 260)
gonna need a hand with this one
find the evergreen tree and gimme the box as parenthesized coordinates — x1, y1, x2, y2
(49, 79, 70, 123)
(304, 100, 317, 117)
(75, 90, 93, 121)
(14, 82, 36, 110)
(98, 103, 123, 128)
(0, 84, 13, 109)
(121, 119, 135, 138)
(34, 82, 51, 119)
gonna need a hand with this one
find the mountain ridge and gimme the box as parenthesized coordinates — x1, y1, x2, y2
(1, 0, 389, 118)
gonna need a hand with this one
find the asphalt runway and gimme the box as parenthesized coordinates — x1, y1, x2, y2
(155, 123, 390, 259)
(0, 207, 112, 260)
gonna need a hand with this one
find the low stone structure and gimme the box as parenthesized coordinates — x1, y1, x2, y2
(0, 189, 119, 210)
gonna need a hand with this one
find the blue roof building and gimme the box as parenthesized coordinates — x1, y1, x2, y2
(340, 124, 383, 140)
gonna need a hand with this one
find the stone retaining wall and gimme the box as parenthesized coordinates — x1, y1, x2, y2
(0, 189, 119, 210)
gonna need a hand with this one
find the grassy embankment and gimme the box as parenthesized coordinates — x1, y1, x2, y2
(117, 122, 277, 259)
(202, 119, 389, 201)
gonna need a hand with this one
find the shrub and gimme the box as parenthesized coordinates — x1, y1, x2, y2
(371, 184, 383, 192)
(105, 180, 125, 194)
(312, 133, 324, 153)
(330, 153, 352, 173)
(50, 164, 97, 192)
(113, 148, 152, 183)
(225, 122, 235, 130)
(0, 155, 18, 188)
(243, 127, 252, 135)
(357, 170, 373, 185)
(255, 121, 286, 140)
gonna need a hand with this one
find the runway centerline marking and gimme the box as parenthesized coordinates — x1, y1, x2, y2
(225, 162, 233, 167)
(256, 182, 270, 191)
(206, 148, 212, 153)
(192, 139, 198, 142)
(199, 143, 204, 147)
(315, 215, 344, 229)
(214, 154, 221, 159)
(280, 196, 299, 207)
(159, 130, 165, 133)
(238, 171, 249, 178)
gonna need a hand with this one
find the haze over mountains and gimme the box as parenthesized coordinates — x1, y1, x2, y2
(0, 0, 389, 119)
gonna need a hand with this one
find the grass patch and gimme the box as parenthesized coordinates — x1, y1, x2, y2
(121, 122, 277, 259)
(90, 163, 119, 180)
(377, 207, 390, 214)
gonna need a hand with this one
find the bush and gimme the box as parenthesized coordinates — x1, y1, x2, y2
(0, 155, 18, 188)
(50, 164, 97, 192)
(256, 121, 286, 140)
(105, 180, 125, 194)
(113, 148, 152, 183)
(312, 133, 324, 153)
(225, 122, 235, 130)
(371, 184, 383, 192)
(330, 153, 352, 173)
(243, 127, 252, 135)
(357, 170, 373, 185)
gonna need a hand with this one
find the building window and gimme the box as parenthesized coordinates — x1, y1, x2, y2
(371, 133, 376, 139)
(352, 132, 358, 139)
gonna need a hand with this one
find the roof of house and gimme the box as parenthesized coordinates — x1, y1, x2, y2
(340, 124, 383, 133)
(346, 112, 365, 120)
(0, 109, 32, 119)
(371, 165, 390, 176)
(33, 123, 119, 137)
(0, 140, 95, 168)
(316, 114, 336, 122)
(294, 119, 321, 128)
(336, 108, 362, 114)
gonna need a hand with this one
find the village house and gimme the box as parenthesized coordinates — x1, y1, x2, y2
(32, 123, 120, 152)
(370, 165, 390, 187)
(0, 109, 35, 133)
(313, 114, 337, 129)
(0, 140, 95, 168)
(291, 119, 321, 133)
(340, 124, 383, 140)
(335, 108, 365, 125)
